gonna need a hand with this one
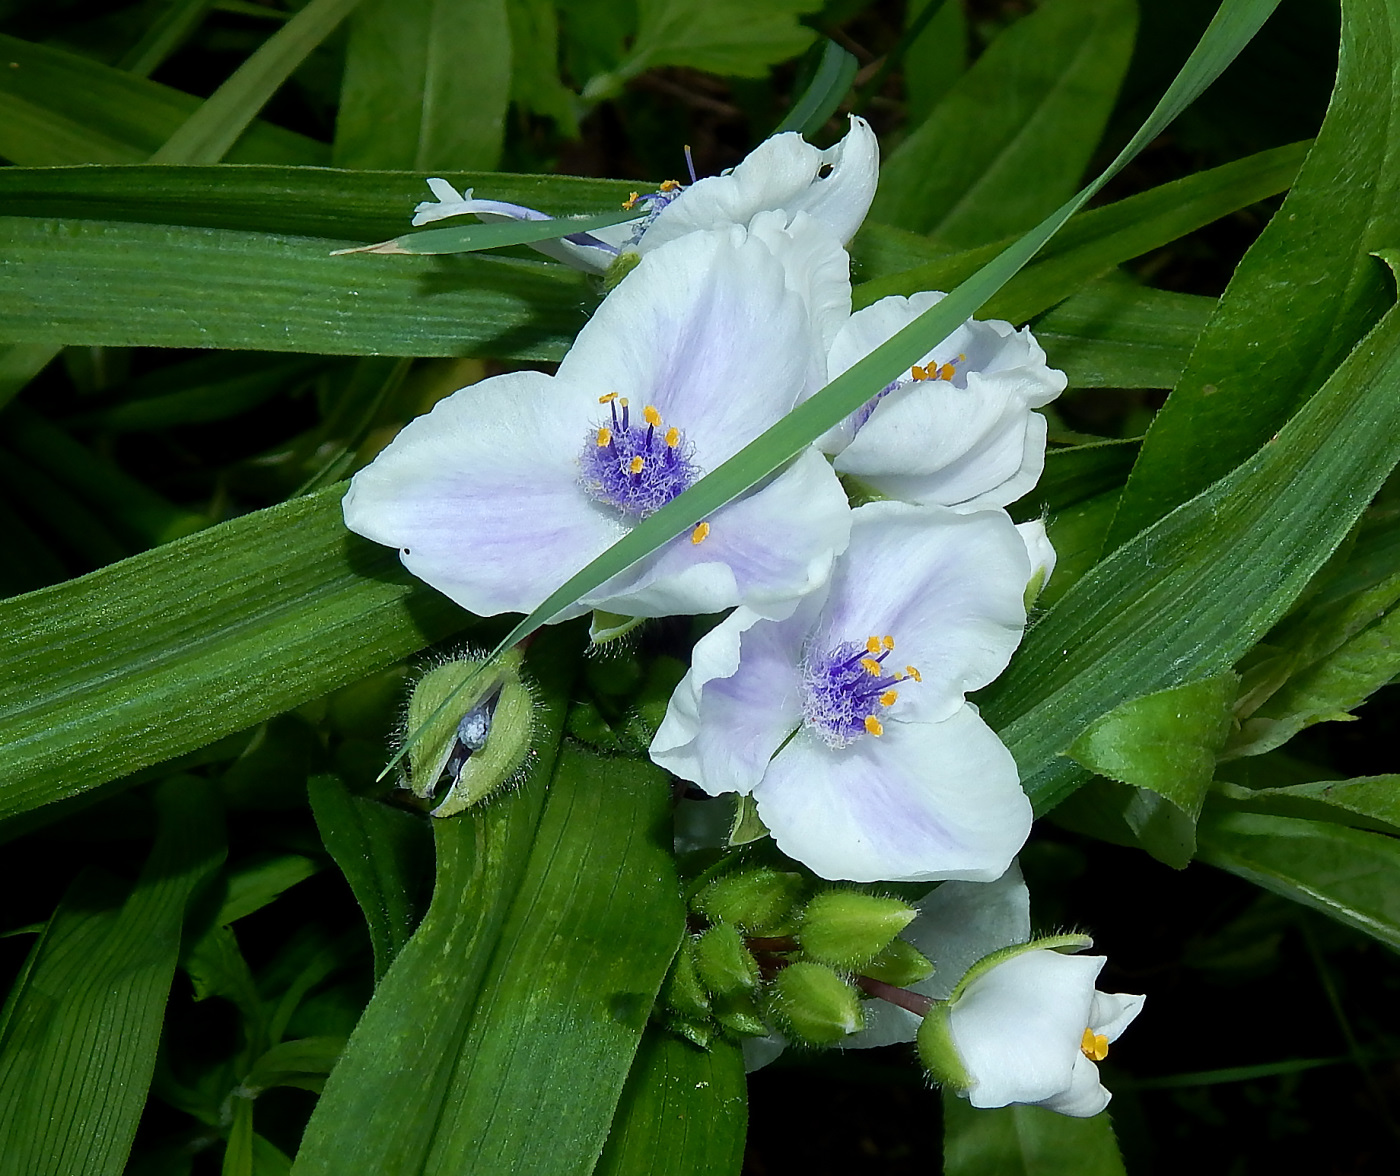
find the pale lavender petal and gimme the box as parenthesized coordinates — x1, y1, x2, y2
(811, 502, 1028, 720)
(951, 950, 1104, 1109)
(1090, 991, 1146, 1042)
(342, 370, 614, 619)
(753, 704, 1031, 882)
(650, 601, 818, 796)
(589, 447, 850, 619)
(905, 868, 1031, 1001)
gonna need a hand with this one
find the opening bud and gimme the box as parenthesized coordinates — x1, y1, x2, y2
(693, 924, 759, 997)
(798, 890, 917, 970)
(692, 867, 807, 934)
(404, 649, 533, 817)
(861, 937, 935, 988)
(766, 962, 864, 1046)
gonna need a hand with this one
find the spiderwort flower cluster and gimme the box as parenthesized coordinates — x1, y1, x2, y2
(342, 119, 1142, 1115)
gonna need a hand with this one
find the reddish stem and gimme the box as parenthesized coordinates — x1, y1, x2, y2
(854, 974, 932, 1017)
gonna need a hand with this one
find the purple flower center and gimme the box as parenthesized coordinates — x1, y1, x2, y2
(800, 636, 921, 748)
(579, 394, 700, 518)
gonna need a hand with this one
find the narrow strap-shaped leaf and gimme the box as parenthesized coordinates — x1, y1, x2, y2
(774, 38, 858, 136)
(337, 209, 639, 255)
(389, 0, 1284, 774)
(0, 779, 224, 1176)
(593, 1031, 747, 1176)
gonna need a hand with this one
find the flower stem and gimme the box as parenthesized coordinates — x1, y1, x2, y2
(853, 974, 932, 1016)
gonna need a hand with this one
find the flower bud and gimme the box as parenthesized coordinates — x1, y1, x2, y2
(798, 890, 917, 970)
(860, 937, 935, 987)
(659, 938, 711, 1022)
(693, 924, 759, 997)
(692, 867, 806, 933)
(766, 962, 864, 1046)
(713, 991, 769, 1040)
(405, 650, 532, 817)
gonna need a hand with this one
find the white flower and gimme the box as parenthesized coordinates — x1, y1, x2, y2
(342, 212, 854, 622)
(411, 116, 879, 274)
(819, 291, 1066, 511)
(650, 501, 1033, 882)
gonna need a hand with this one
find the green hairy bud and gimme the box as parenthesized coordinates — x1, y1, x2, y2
(692, 867, 806, 933)
(915, 1003, 972, 1092)
(766, 962, 864, 1046)
(405, 650, 532, 817)
(713, 992, 769, 1040)
(693, 924, 759, 997)
(659, 938, 711, 1022)
(860, 937, 935, 988)
(798, 890, 917, 970)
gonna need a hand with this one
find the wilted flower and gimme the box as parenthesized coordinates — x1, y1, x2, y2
(411, 116, 879, 274)
(343, 212, 852, 621)
(819, 291, 1066, 511)
(651, 501, 1034, 882)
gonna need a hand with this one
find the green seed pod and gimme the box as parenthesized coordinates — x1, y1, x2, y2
(659, 938, 711, 1022)
(766, 962, 864, 1047)
(693, 924, 759, 997)
(714, 991, 769, 1040)
(798, 890, 917, 970)
(861, 938, 935, 988)
(405, 650, 533, 817)
(692, 867, 806, 933)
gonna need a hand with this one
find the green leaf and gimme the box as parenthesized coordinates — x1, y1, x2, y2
(903, 0, 967, 128)
(340, 209, 639, 256)
(242, 1036, 344, 1095)
(294, 636, 687, 1176)
(335, 0, 511, 171)
(774, 38, 858, 137)
(871, 0, 1137, 246)
(151, 0, 360, 165)
(1212, 775, 1400, 837)
(983, 293, 1400, 817)
(308, 774, 432, 981)
(1106, 0, 1400, 547)
(0, 779, 224, 1176)
(942, 1089, 1128, 1176)
(0, 485, 470, 825)
(216, 854, 323, 926)
(1019, 442, 1139, 521)
(507, 0, 579, 134)
(593, 1031, 747, 1176)
(0, 215, 592, 359)
(1031, 283, 1215, 389)
(0, 32, 325, 166)
(1196, 809, 1400, 951)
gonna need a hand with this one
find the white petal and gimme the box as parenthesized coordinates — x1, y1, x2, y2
(952, 950, 1105, 1109)
(342, 370, 615, 619)
(1036, 1052, 1112, 1117)
(641, 115, 878, 250)
(558, 227, 828, 469)
(650, 602, 817, 796)
(811, 502, 1029, 719)
(1016, 519, 1057, 591)
(754, 704, 1031, 882)
(844, 1000, 923, 1049)
(746, 210, 853, 354)
(589, 447, 851, 619)
(904, 867, 1031, 1002)
(1090, 990, 1146, 1042)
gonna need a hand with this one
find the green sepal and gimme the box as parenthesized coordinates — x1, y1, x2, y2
(727, 793, 771, 846)
(766, 962, 863, 1047)
(692, 867, 807, 933)
(1024, 566, 1049, 610)
(915, 1002, 973, 1092)
(693, 924, 759, 997)
(798, 890, 917, 970)
(602, 250, 642, 293)
(589, 609, 645, 643)
(659, 938, 711, 1021)
(714, 992, 770, 1040)
(660, 1013, 714, 1051)
(860, 937, 935, 987)
(404, 650, 533, 816)
(945, 934, 1094, 1006)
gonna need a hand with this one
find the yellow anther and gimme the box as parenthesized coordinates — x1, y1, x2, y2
(660, 179, 681, 192)
(958, 353, 967, 362)
(623, 192, 640, 210)
(619, 397, 629, 408)
(881, 635, 895, 651)
(905, 665, 922, 682)
(665, 427, 680, 448)
(1080, 1028, 1109, 1062)
(864, 715, 884, 737)
(691, 522, 710, 545)
(860, 657, 882, 676)
(628, 456, 645, 474)
(911, 364, 930, 381)
(880, 691, 898, 707)
(937, 363, 956, 381)
(598, 392, 618, 403)
(866, 636, 882, 654)
(644, 405, 662, 427)
(596, 426, 612, 447)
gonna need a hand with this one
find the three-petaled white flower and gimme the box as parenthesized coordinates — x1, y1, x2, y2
(819, 291, 1066, 511)
(342, 211, 853, 622)
(412, 115, 879, 274)
(650, 500, 1034, 882)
